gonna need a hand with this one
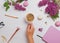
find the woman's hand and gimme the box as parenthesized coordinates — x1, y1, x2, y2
(26, 23, 35, 43)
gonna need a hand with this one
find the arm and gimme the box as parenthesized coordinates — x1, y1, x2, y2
(26, 24, 35, 43)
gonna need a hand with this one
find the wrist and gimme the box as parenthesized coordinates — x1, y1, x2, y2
(27, 36, 33, 39)
(28, 36, 33, 41)
(28, 37, 34, 43)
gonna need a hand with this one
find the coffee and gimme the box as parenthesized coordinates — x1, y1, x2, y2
(26, 13, 34, 22)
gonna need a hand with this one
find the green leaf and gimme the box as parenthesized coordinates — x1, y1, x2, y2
(3, 1, 10, 11)
(17, 0, 24, 3)
(6, 6, 10, 11)
(51, 13, 59, 20)
(20, 0, 24, 3)
(4, 2, 9, 7)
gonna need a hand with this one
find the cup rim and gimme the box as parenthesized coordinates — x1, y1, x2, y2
(25, 13, 34, 23)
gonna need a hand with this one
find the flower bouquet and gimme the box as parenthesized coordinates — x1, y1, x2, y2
(38, 0, 60, 20)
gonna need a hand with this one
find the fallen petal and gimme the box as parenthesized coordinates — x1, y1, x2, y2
(55, 21, 60, 27)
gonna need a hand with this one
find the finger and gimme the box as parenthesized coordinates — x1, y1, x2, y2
(31, 24, 34, 30)
(27, 24, 31, 31)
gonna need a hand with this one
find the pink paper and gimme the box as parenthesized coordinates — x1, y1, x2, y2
(43, 26, 60, 43)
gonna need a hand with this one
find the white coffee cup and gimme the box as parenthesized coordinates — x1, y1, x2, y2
(25, 13, 34, 23)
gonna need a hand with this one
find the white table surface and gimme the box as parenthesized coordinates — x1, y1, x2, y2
(0, 0, 60, 43)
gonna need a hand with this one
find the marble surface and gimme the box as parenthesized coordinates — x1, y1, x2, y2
(0, 0, 60, 43)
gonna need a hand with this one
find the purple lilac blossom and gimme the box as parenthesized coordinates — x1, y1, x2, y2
(14, 4, 26, 11)
(45, 2, 59, 16)
(38, 0, 50, 7)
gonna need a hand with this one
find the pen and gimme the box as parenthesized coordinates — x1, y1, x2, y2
(37, 35, 48, 43)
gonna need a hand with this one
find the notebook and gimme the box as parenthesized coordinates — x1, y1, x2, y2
(43, 26, 60, 43)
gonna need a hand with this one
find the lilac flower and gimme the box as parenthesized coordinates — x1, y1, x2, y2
(38, 28, 43, 32)
(14, 4, 26, 11)
(38, 0, 50, 7)
(45, 2, 59, 16)
(8, 2, 11, 5)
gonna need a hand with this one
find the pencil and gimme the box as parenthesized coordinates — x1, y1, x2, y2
(5, 14, 18, 19)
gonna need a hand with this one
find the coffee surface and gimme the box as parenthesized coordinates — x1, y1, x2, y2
(27, 13, 34, 21)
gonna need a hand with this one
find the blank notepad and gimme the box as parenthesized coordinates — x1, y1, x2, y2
(43, 26, 60, 43)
